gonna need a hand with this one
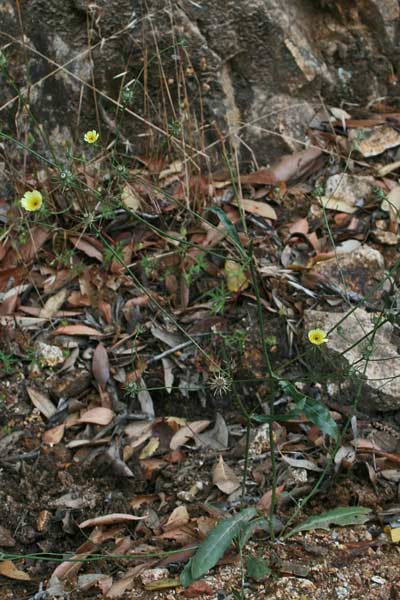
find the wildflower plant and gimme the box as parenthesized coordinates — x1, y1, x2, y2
(84, 130, 99, 144)
(308, 329, 329, 345)
(20, 190, 43, 212)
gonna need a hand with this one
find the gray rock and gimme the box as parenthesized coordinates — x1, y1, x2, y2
(310, 245, 385, 303)
(0, 0, 399, 162)
(304, 308, 400, 411)
(321, 173, 375, 213)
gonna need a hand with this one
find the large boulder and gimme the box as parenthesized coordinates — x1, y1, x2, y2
(304, 307, 400, 411)
(0, 0, 399, 162)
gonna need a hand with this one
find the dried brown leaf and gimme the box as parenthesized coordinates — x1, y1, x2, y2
(271, 146, 323, 182)
(42, 424, 65, 445)
(281, 456, 322, 471)
(139, 437, 160, 459)
(52, 324, 103, 337)
(26, 387, 57, 419)
(78, 407, 114, 426)
(19, 227, 49, 263)
(140, 458, 167, 479)
(240, 168, 276, 185)
(257, 484, 285, 512)
(79, 513, 146, 528)
(0, 560, 30, 581)
(169, 420, 210, 450)
(234, 198, 277, 220)
(39, 288, 68, 319)
(92, 343, 110, 388)
(121, 183, 141, 211)
(0, 294, 18, 316)
(212, 455, 240, 494)
(70, 237, 103, 262)
(163, 505, 190, 531)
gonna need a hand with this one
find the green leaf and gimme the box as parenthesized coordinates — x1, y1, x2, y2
(279, 380, 339, 439)
(300, 397, 338, 439)
(239, 516, 283, 548)
(206, 207, 245, 256)
(246, 556, 272, 582)
(239, 517, 271, 549)
(284, 506, 371, 540)
(180, 507, 257, 587)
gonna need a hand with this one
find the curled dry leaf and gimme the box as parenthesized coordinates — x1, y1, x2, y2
(271, 146, 322, 182)
(19, 227, 49, 264)
(212, 455, 240, 494)
(257, 484, 285, 513)
(52, 324, 103, 337)
(334, 445, 356, 470)
(51, 527, 104, 579)
(233, 198, 277, 220)
(163, 505, 190, 531)
(0, 560, 31, 581)
(121, 183, 141, 211)
(197, 413, 229, 450)
(138, 377, 155, 418)
(281, 455, 322, 472)
(159, 160, 183, 179)
(77, 407, 114, 426)
(381, 186, 400, 221)
(92, 343, 110, 388)
(170, 420, 210, 450)
(141, 458, 168, 479)
(240, 168, 276, 186)
(42, 424, 65, 445)
(0, 293, 18, 316)
(162, 357, 174, 394)
(224, 259, 249, 293)
(139, 437, 160, 459)
(70, 237, 103, 262)
(26, 387, 57, 419)
(79, 513, 147, 528)
(39, 288, 68, 319)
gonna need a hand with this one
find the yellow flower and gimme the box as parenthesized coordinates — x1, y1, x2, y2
(20, 190, 43, 212)
(84, 130, 99, 144)
(308, 328, 328, 345)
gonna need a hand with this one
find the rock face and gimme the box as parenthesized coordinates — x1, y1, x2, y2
(311, 246, 385, 302)
(0, 1, 400, 162)
(304, 308, 400, 411)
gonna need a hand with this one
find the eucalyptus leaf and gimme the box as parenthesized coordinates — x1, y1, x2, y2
(180, 507, 257, 587)
(284, 506, 371, 540)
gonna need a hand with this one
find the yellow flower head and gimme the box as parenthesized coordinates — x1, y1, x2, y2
(308, 328, 328, 345)
(84, 130, 99, 144)
(20, 190, 43, 212)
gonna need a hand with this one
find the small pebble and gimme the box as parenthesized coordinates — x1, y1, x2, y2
(336, 586, 349, 599)
(371, 575, 386, 585)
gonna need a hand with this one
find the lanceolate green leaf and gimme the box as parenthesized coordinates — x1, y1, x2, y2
(239, 517, 271, 549)
(253, 381, 338, 439)
(280, 379, 338, 439)
(180, 507, 257, 587)
(300, 396, 338, 439)
(207, 207, 245, 256)
(284, 506, 371, 540)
